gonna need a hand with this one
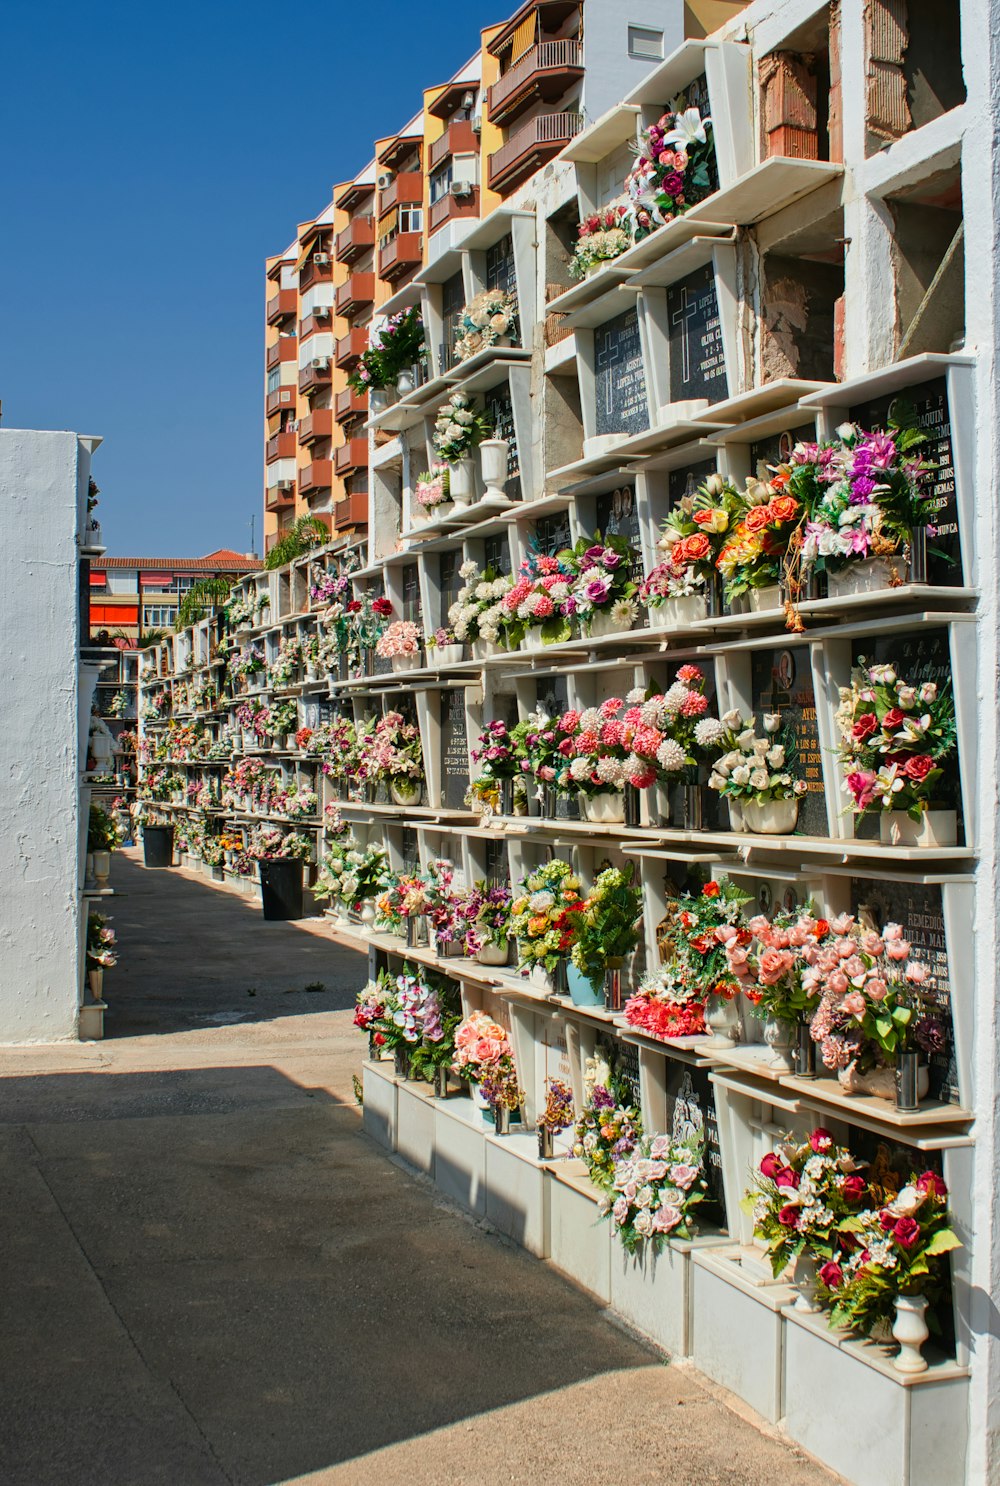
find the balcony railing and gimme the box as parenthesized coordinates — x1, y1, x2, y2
(335, 272, 376, 315)
(265, 483, 295, 512)
(298, 255, 333, 290)
(299, 358, 332, 393)
(266, 289, 297, 325)
(298, 410, 335, 445)
(335, 327, 369, 368)
(488, 111, 584, 193)
(378, 232, 423, 280)
(265, 431, 296, 463)
(335, 436, 369, 476)
(487, 40, 584, 125)
(332, 493, 369, 531)
(334, 216, 375, 263)
(335, 387, 368, 422)
(429, 186, 481, 234)
(379, 172, 423, 214)
(266, 336, 297, 371)
(299, 459, 333, 494)
(429, 119, 479, 171)
(265, 386, 296, 416)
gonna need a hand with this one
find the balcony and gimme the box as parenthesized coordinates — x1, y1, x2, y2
(488, 111, 584, 194)
(266, 337, 297, 371)
(298, 410, 335, 445)
(265, 482, 295, 512)
(299, 358, 332, 393)
(378, 232, 423, 281)
(335, 437, 369, 476)
(379, 172, 423, 214)
(335, 216, 375, 262)
(299, 308, 334, 339)
(265, 431, 296, 463)
(487, 40, 584, 126)
(335, 272, 376, 315)
(299, 459, 333, 495)
(429, 119, 479, 171)
(266, 289, 297, 325)
(335, 387, 368, 423)
(298, 254, 334, 290)
(429, 186, 481, 234)
(265, 386, 296, 416)
(335, 327, 369, 368)
(332, 493, 369, 531)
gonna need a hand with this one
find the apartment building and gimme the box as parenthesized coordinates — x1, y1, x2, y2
(262, 0, 745, 551)
(89, 549, 261, 641)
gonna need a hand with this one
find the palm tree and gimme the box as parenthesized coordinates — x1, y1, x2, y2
(265, 515, 329, 570)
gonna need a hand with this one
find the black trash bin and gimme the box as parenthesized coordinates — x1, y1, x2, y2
(143, 824, 174, 868)
(258, 858, 304, 921)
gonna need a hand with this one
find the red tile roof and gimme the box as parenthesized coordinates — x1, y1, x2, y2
(102, 550, 262, 571)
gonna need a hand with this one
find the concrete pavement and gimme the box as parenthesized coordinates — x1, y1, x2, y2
(0, 851, 838, 1485)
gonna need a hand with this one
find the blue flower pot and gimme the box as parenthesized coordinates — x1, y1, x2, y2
(567, 963, 602, 1007)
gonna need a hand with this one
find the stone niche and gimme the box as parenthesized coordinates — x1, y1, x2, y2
(758, 208, 845, 383)
(887, 167, 964, 360)
(758, 2, 842, 163)
(865, 0, 965, 157)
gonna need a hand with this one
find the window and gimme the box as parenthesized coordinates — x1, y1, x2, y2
(628, 24, 663, 60)
(399, 206, 423, 233)
(142, 605, 174, 627)
(430, 162, 453, 204)
(267, 368, 281, 393)
(173, 576, 196, 594)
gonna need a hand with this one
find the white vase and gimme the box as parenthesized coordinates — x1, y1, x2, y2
(390, 778, 422, 806)
(434, 644, 465, 665)
(838, 1061, 929, 1103)
(646, 594, 708, 630)
(879, 809, 957, 847)
(396, 369, 415, 396)
(584, 792, 626, 824)
(528, 964, 554, 993)
(448, 458, 475, 505)
(391, 652, 421, 672)
(727, 799, 746, 833)
(357, 901, 377, 934)
(586, 610, 625, 639)
(369, 387, 389, 413)
(471, 639, 495, 661)
(285, 734, 298, 751)
(763, 1013, 796, 1069)
(474, 940, 510, 966)
(87, 968, 104, 1001)
(828, 556, 905, 596)
(749, 585, 782, 612)
(792, 1251, 821, 1313)
(92, 850, 111, 889)
(479, 438, 510, 502)
(703, 994, 740, 1048)
(470, 1081, 491, 1111)
(892, 1294, 930, 1374)
(742, 797, 800, 835)
(425, 499, 455, 521)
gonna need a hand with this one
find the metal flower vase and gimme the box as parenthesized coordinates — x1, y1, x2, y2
(537, 1125, 555, 1160)
(493, 1104, 511, 1136)
(794, 1020, 816, 1078)
(604, 960, 624, 1013)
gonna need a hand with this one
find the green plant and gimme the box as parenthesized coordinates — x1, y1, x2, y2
(571, 864, 642, 988)
(87, 804, 120, 853)
(264, 515, 328, 570)
(175, 577, 232, 629)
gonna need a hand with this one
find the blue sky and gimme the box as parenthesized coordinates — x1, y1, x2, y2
(0, 1, 490, 556)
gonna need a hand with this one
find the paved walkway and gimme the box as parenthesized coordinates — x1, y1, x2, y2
(0, 851, 838, 1486)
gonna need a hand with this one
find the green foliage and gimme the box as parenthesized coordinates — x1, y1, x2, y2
(571, 864, 642, 988)
(87, 803, 120, 853)
(265, 515, 329, 570)
(175, 577, 232, 630)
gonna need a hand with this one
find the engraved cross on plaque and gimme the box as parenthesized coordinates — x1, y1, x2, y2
(670, 286, 699, 385)
(596, 329, 623, 417)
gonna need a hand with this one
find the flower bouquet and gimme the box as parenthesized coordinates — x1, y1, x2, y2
(86, 913, 118, 971)
(447, 559, 512, 652)
(359, 710, 423, 804)
(432, 391, 493, 480)
(347, 306, 425, 394)
(836, 660, 958, 846)
(510, 859, 585, 985)
(498, 549, 576, 650)
(452, 1009, 512, 1086)
(625, 100, 715, 241)
(536, 1077, 574, 1156)
(707, 710, 808, 834)
(640, 473, 738, 626)
(269, 637, 304, 688)
(458, 880, 513, 964)
(624, 964, 707, 1039)
(469, 718, 531, 815)
(806, 914, 942, 1104)
(716, 469, 805, 618)
(564, 532, 639, 638)
(267, 698, 299, 744)
(313, 835, 388, 916)
(820, 1167, 960, 1368)
(741, 907, 831, 1060)
(572, 1059, 643, 1194)
(454, 288, 517, 361)
(309, 565, 351, 608)
(375, 873, 431, 938)
(247, 826, 312, 860)
(413, 463, 450, 520)
(570, 204, 631, 278)
(570, 864, 642, 998)
(601, 1133, 707, 1251)
(664, 878, 755, 1044)
(375, 619, 422, 671)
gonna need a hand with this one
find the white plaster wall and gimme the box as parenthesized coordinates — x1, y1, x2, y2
(582, 0, 687, 124)
(0, 429, 87, 1041)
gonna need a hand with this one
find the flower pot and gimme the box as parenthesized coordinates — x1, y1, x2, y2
(369, 387, 390, 413)
(390, 777, 422, 806)
(828, 557, 904, 596)
(393, 1046, 411, 1078)
(285, 734, 298, 752)
(142, 825, 174, 869)
(528, 964, 554, 993)
(87, 968, 104, 1001)
(727, 799, 746, 833)
(879, 809, 957, 848)
(425, 499, 455, 521)
(92, 849, 111, 889)
(892, 1295, 930, 1374)
(474, 940, 510, 966)
(434, 644, 464, 665)
(391, 651, 421, 672)
(479, 439, 510, 502)
(258, 858, 304, 921)
(586, 610, 626, 639)
(447, 458, 475, 505)
(703, 993, 739, 1048)
(839, 1060, 929, 1104)
(748, 584, 782, 612)
(646, 593, 708, 630)
(792, 1252, 821, 1313)
(762, 1014, 795, 1069)
(584, 792, 625, 825)
(471, 639, 495, 662)
(358, 900, 377, 933)
(396, 369, 415, 396)
(742, 797, 800, 835)
(567, 963, 602, 1007)
(405, 915, 428, 949)
(85, 851, 95, 888)
(908, 526, 929, 584)
(538, 1125, 556, 1160)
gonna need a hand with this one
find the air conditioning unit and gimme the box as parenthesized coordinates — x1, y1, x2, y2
(315, 304, 330, 318)
(377, 172, 393, 190)
(313, 252, 330, 265)
(287, 420, 299, 431)
(471, 113, 482, 133)
(311, 356, 329, 370)
(277, 480, 294, 491)
(451, 180, 474, 198)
